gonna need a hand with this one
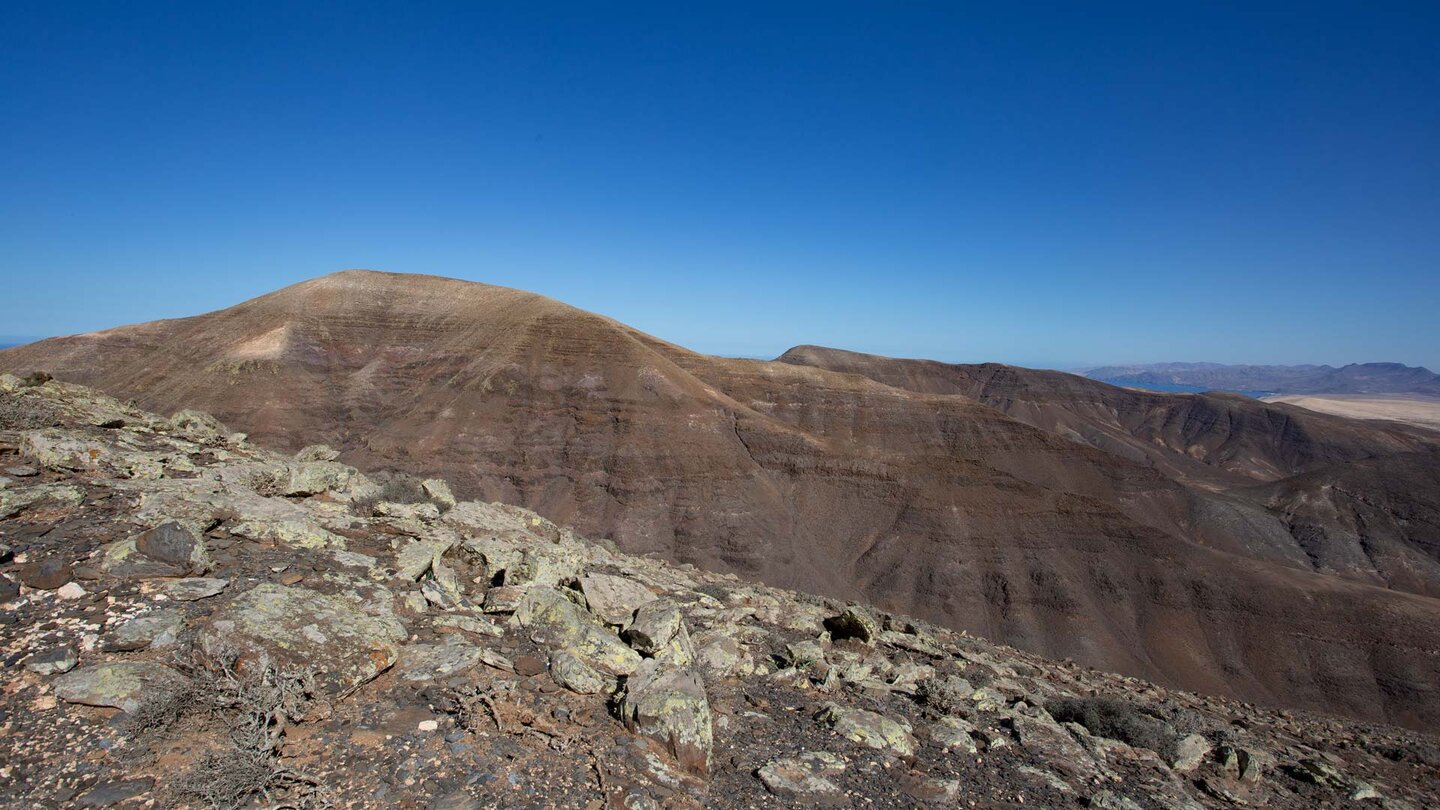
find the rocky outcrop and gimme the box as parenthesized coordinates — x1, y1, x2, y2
(1, 378, 1439, 809)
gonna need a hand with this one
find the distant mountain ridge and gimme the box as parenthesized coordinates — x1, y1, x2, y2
(1084, 361, 1440, 396)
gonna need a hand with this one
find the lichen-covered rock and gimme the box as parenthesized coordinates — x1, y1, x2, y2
(200, 583, 406, 695)
(785, 640, 826, 670)
(930, 716, 979, 754)
(693, 633, 752, 679)
(395, 539, 450, 581)
(52, 661, 189, 713)
(133, 522, 201, 568)
(398, 641, 486, 681)
(625, 600, 694, 665)
(549, 649, 608, 695)
(103, 610, 184, 652)
(756, 751, 846, 799)
(619, 658, 713, 775)
(231, 517, 346, 549)
(824, 605, 880, 644)
(1171, 733, 1213, 772)
(24, 645, 78, 675)
(159, 577, 228, 601)
(580, 573, 656, 625)
(515, 586, 641, 676)
(421, 478, 456, 509)
(816, 703, 915, 757)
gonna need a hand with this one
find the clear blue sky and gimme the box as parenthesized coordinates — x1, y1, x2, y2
(2, 2, 1437, 369)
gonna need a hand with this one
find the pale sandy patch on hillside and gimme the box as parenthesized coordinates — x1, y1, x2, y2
(1263, 394, 1440, 432)
(228, 324, 292, 359)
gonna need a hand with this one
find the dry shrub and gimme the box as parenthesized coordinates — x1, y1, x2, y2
(1046, 696, 1180, 759)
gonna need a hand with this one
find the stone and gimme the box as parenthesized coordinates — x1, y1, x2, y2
(625, 600, 694, 665)
(422, 478, 456, 509)
(1351, 783, 1381, 801)
(693, 634, 749, 679)
(1171, 733, 1213, 772)
(482, 585, 527, 613)
(5, 465, 39, 477)
(513, 654, 548, 676)
(1088, 790, 1145, 810)
(824, 605, 879, 644)
(0, 573, 18, 601)
(550, 649, 608, 694)
(396, 539, 450, 581)
(433, 614, 503, 637)
(133, 521, 199, 567)
(785, 640, 826, 670)
(756, 751, 846, 799)
(24, 645, 78, 675)
(76, 778, 154, 807)
(580, 573, 657, 625)
(816, 703, 915, 757)
(417, 719, 440, 732)
(159, 577, 228, 601)
(1288, 758, 1348, 790)
(929, 716, 979, 754)
(17, 557, 71, 590)
(399, 641, 487, 681)
(619, 658, 713, 775)
(200, 583, 407, 696)
(168, 410, 228, 443)
(104, 610, 184, 652)
(294, 444, 340, 462)
(56, 581, 86, 600)
(1007, 714, 1097, 779)
(52, 661, 189, 713)
(515, 586, 641, 676)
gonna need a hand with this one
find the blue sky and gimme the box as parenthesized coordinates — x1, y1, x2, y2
(2, 2, 1437, 369)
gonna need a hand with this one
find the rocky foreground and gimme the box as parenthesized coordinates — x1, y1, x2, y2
(1, 375, 1437, 809)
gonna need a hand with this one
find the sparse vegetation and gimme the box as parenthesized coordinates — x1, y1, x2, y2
(349, 471, 443, 516)
(1046, 696, 1180, 759)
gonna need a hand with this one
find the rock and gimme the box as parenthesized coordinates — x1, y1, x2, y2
(824, 605, 879, 644)
(515, 586, 641, 676)
(421, 560, 468, 609)
(398, 641, 486, 681)
(422, 478, 456, 509)
(133, 521, 199, 567)
(756, 751, 846, 799)
(1351, 782, 1382, 801)
(693, 634, 750, 679)
(159, 577, 229, 601)
(24, 645, 78, 675)
(1088, 790, 1145, 810)
(785, 640, 826, 670)
(433, 614, 503, 638)
(579, 573, 657, 625)
(396, 539, 450, 581)
(17, 557, 71, 590)
(1237, 747, 1272, 784)
(76, 778, 154, 807)
(816, 703, 915, 757)
(56, 581, 86, 600)
(52, 661, 189, 713)
(294, 444, 340, 462)
(0, 573, 18, 601)
(929, 716, 979, 754)
(417, 719, 440, 732)
(1288, 758, 1348, 790)
(1007, 714, 1097, 779)
(619, 658, 713, 775)
(482, 585, 526, 613)
(104, 610, 184, 652)
(5, 465, 39, 477)
(550, 649, 608, 694)
(169, 409, 228, 443)
(625, 600, 694, 664)
(1171, 733, 1212, 772)
(200, 583, 406, 696)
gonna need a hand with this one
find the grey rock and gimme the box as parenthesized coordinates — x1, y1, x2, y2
(104, 610, 184, 652)
(816, 703, 915, 757)
(580, 573, 657, 625)
(399, 641, 486, 681)
(159, 577, 229, 601)
(1088, 790, 1145, 810)
(24, 645, 78, 675)
(0, 573, 18, 601)
(515, 586, 641, 676)
(53, 661, 189, 713)
(785, 640, 826, 670)
(5, 465, 39, 477)
(929, 716, 979, 754)
(549, 649, 608, 694)
(433, 614, 503, 637)
(1171, 733, 1213, 772)
(824, 605, 879, 644)
(133, 521, 198, 567)
(76, 778, 154, 807)
(200, 583, 407, 696)
(756, 751, 846, 799)
(619, 658, 713, 775)
(396, 539, 449, 581)
(625, 600, 694, 664)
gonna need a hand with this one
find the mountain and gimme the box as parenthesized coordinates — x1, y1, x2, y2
(5, 377, 1438, 808)
(5, 270, 1440, 731)
(1083, 361, 1440, 397)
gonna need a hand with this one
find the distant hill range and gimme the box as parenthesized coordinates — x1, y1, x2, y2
(1084, 361, 1440, 397)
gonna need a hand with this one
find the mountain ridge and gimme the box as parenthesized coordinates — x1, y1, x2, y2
(1083, 361, 1440, 397)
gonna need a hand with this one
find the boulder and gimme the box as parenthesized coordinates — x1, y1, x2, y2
(395, 539, 450, 581)
(619, 658, 713, 775)
(824, 606, 880, 645)
(159, 577, 228, 601)
(580, 573, 657, 625)
(785, 640, 826, 670)
(17, 557, 72, 590)
(398, 641, 487, 681)
(200, 583, 406, 695)
(816, 704, 915, 757)
(757, 751, 847, 800)
(1171, 733, 1213, 772)
(421, 478, 456, 509)
(24, 645, 78, 675)
(693, 634, 751, 679)
(929, 716, 979, 754)
(625, 600, 695, 665)
(515, 586, 641, 676)
(0, 573, 18, 601)
(550, 649, 608, 695)
(104, 610, 184, 652)
(53, 661, 189, 713)
(133, 521, 199, 567)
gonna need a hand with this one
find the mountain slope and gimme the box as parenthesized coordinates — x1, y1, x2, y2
(1084, 361, 1440, 396)
(5, 270, 1440, 729)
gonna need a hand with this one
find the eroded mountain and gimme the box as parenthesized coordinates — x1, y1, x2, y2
(4, 270, 1440, 732)
(2, 375, 1438, 809)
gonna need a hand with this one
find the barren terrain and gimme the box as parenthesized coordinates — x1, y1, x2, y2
(1262, 394, 1440, 432)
